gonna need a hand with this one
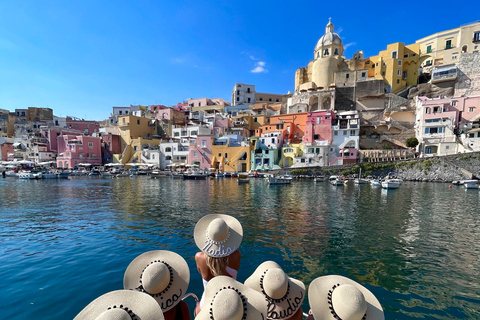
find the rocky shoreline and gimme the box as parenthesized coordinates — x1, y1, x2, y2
(283, 153, 480, 183)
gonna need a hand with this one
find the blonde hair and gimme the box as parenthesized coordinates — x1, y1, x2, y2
(205, 255, 230, 277)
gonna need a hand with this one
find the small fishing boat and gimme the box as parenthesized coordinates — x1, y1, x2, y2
(463, 180, 479, 189)
(329, 175, 343, 186)
(267, 176, 292, 185)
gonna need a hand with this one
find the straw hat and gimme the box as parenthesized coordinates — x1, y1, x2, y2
(123, 250, 189, 313)
(308, 275, 384, 320)
(74, 290, 164, 320)
(244, 261, 305, 320)
(194, 214, 243, 258)
(196, 276, 267, 320)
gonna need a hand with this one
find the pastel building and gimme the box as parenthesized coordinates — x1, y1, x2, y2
(365, 42, 420, 93)
(211, 135, 250, 173)
(298, 110, 334, 167)
(56, 135, 102, 169)
(232, 83, 283, 106)
(416, 21, 480, 68)
(66, 117, 100, 136)
(330, 111, 359, 165)
(188, 135, 214, 170)
(415, 95, 480, 156)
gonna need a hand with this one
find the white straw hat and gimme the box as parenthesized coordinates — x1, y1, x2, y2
(308, 275, 384, 320)
(74, 290, 164, 320)
(244, 261, 305, 320)
(123, 250, 189, 313)
(196, 276, 267, 320)
(194, 214, 243, 258)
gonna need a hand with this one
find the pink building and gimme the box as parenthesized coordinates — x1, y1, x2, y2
(303, 110, 334, 143)
(66, 117, 100, 136)
(148, 105, 168, 113)
(188, 135, 213, 170)
(41, 128, 83, 152)
(415, 95, 480, 156)
(56, 135, 102, 169)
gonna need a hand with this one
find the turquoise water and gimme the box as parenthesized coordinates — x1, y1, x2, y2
(1, 177, 479, 319)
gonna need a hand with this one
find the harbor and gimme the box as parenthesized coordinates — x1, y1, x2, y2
(1, 176, 479, 319)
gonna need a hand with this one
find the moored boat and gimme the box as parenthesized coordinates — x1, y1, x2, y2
(463, 180, 479, 189)
(382, 179, 401, 189)
(329, 175, 343, 186)
(267, 176, 292, 185)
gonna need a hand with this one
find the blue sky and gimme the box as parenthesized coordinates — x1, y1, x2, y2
(1, 0, 479, 120)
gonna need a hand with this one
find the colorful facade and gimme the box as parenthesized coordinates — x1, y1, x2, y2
(56, 135, 102, 169)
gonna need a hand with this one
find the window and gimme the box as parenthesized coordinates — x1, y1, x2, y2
(382, 71, 385, 76)
(248, 98, 251, 103)
(426, 45, 432, 53)
(446, 39, 452, 49)
(474, 32, 480, 42)
(398, 60, 402, 66)
(198, 102, 201, 107)
(316, 148, 320, 154)
(324, 48, 329, 56)
(166, 156, 171, 160)
(247, 88, 251, 93)
(397, 79, 400, 84)
(404, 53, 409, 58)
(334, 48, 339, 55)
(133, 146, 137, 151)
(433, 106, 440, 113)
(174, 132, 179, 137)
(119, 111, 122, 115)
(452, 100, 457, 106)
(397, 69, 401, 76)
(446, 146, 450, 150)
(314, 134, 319, 140)
(346, 73, 350, 79)
(361, 72, 366, 77)
(237, 97, 239, 102)
(350, 130, 356, 135)
(334, 131, 338, 136)
(202, 140, 206, 147)
(88, 142, 93, 148)
(403, 71, 408, 79)
(194, 152, 198, 157)
(391, 51, 398, 59)
(469, 107, 475, 112)
(165, 147, 171, 152)
(259, 98, 263, 101)
(308, 148, 314, 153)
(343, 131, 347, 135)
(125, 111, 129, 114)
(137, 120, 140, 125)
(426, 107, 431, 114)
(425, 60, 432, 66)
(372, 64, 375, 69)
(452, 53, 458, 60)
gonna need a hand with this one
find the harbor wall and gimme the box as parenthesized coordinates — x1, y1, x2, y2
(274, 152, 480, 182)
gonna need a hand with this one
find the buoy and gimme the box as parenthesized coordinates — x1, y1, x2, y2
(449, 185, 452, 188)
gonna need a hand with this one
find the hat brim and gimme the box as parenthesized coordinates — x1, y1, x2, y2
(196, 276, 267, 320)
(123, 250, 190, 313)
(74, 290, 164, 320)
(308, 275, 384, 320)
(244, 261, 306, 320)
(194, 214, 243, 257)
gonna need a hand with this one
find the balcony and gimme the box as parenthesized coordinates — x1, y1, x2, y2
(431, 66, 457, 84)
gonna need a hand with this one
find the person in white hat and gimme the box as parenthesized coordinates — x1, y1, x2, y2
(74, 289, 164, 320)
(123, 250, 191, 320)
(193, 214, 243, 316)
(195, 276, 267, 320)
(244, 261, 306, 320)
(306, 275, 384, 320)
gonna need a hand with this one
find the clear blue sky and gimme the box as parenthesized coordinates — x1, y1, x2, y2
(1, 0, 479, 120)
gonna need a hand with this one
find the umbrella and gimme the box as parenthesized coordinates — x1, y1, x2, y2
(78, 163, 93, 166)
(105, 163, 124, 167)
(166, 163, 177, 167)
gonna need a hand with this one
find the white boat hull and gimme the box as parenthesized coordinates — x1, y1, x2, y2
(382, 180, 400, 189)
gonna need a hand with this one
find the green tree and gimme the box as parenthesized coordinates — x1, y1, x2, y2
(406, 137, 419, 148)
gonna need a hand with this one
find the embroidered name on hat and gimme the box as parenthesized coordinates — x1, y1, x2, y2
(260, 270, 303, 320)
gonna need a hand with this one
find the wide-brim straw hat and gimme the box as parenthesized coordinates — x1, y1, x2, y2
(74, 290, 164, 320)
(244, 261, 305, 320)
(194, 214, 243, 258)
(308, 275, 384, 320)
(123, 250, 189, 313)
(196, 276, 267, 320)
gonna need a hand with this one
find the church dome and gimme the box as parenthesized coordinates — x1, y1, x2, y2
(315, 19, 342, 50)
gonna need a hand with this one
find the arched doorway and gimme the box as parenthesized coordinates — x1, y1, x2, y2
(321, 96, 331, 110)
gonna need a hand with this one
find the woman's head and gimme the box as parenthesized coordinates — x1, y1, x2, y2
(194, 214, 243, 258)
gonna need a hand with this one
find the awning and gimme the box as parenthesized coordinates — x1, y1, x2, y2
(466, 128, 480, 134)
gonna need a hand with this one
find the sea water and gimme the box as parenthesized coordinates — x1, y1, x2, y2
(1, 177, 479, 319)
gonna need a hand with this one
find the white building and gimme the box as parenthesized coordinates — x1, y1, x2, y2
(232, 83, 256, 105)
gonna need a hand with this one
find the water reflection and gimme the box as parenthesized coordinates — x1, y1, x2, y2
(0, 178, 479, 319)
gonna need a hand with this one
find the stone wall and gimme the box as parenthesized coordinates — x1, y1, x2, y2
(456, 53, 480, 97)
(274, 152, 480, 182)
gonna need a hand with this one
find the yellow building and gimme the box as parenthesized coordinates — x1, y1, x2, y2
(210, 139, 251, 173)
(365, 42, 420, 93)
(416, 21, 480, 68)
(116, 115, 159, 164)
(279, 143, 304, 167)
